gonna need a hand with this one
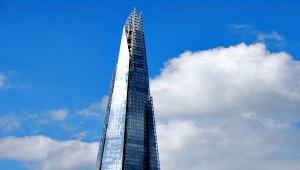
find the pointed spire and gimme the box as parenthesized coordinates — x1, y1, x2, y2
(139, 11, 144, 31)
(133, 7, 137, 17)
(139, 11, 143, 18)
(125, 7, 144, 32)
(139, 11, 143, 21)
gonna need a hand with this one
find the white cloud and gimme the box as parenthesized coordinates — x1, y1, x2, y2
(0, 71, 30, 90)
(157, 117, 300, 170)
(76, 96, 108, 116)
(73, 131, 88, 140)
(49, 108, 68, 121)
(228, 23, 251, 30)
(0, 135, 98, 170)
(151, 43, 300, 119)
(0, 114, 21, 133)
(0, 73, 6, 89)
(257, 31, 284, 42)
(151, 43, 300, 170)
(229, 24, 285, 44)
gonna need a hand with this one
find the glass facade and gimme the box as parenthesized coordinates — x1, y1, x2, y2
(96, 9, 160, 170)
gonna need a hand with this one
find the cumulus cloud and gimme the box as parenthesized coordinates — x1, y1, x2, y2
(151, 43, 300, 170)
(49, 108, 68, 121)
(157, 118, 300, 170)
(0, 135, 98, 170)
(152, 43, 300, 119)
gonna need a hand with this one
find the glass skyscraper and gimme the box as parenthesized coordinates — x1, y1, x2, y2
(96, 9, 160, 170)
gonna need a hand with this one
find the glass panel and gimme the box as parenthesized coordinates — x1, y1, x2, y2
(100, 27, 131, 170)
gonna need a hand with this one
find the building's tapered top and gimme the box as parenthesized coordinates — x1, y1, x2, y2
(125, 8, 144, 32)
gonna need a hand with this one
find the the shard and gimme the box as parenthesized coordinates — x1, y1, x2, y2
(96, 9, 160, 170)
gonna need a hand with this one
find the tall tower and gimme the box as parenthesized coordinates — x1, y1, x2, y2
(96, 9, 160, 170)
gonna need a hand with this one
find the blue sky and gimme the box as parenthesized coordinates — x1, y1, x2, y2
(1, 0, 300, 170)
